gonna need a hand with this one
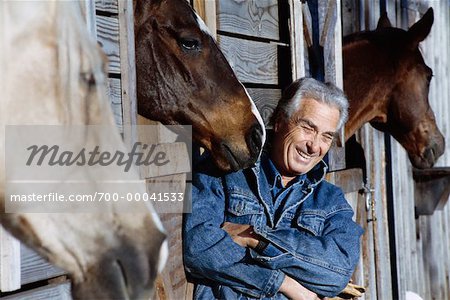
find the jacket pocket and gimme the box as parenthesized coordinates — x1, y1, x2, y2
(296, 210, 326, 236)
(227, 193, 263, 216)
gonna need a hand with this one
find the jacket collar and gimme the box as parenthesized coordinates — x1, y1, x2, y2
(252, 154, 328, 188)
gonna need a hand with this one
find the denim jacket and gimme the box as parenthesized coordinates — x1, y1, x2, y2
(183, 155, 363, 299)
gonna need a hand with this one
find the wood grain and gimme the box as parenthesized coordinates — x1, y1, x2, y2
(96, 15, 120, 74)
(1, 281, 71, 300)
(0, 228, 20, 292)
(247, 88, 280, 127)
(107, 78, 123, 131)
(217, 0, 279, 40)
(218, 35, 278, 84)
(20, 245, 65, 286)
(95, 0, 118, 14)
(118, 0, 138, 147)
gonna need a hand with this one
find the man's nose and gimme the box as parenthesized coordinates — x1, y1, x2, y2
(306, 135, 320, 153)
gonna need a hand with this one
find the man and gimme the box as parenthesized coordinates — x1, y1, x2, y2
(183, 78, 363, 299)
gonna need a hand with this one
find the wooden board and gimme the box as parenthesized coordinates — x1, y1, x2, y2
(216, 0, 279, 40)
(217, 35, 278, 84)
(288, 0, 305, 80)
(1, 281, 71, 300)
(0, 228, 20, 292)
(95, 0, 118, 14)
(107, 78, 123, 131)
(153, 211, 190, 300)
(247, 88, 281, 126)
(96, 15, 120, 74)
(193, 0, 217, 39)
(118, 0, 138, 147)
(20, 245, 65, 286)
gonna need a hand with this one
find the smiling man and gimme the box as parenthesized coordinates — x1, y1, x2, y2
(183, 78, 363, 300)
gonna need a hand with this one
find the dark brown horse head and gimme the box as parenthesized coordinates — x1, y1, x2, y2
(344, 8, 445, 169)
(134, 0, 265, 172)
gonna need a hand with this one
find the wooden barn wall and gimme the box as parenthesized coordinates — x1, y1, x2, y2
(343, 1, 450, 300)
(341, 2, 394, 299)
(391, 1, 450, 299)
(215, 0, 285, 127)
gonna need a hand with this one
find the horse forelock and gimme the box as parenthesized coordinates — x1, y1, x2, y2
(193, 12, 215, 41)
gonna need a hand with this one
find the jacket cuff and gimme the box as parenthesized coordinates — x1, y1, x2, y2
(260, 242, 284, 257)
(262, 269, 285, 297)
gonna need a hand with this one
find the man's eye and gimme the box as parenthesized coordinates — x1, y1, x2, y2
(301, 125, 314, 133)
(322, 134, 334, 143)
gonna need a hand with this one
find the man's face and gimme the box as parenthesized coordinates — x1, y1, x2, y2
(271, 98, 340, 177)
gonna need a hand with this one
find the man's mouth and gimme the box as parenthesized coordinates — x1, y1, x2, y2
(297, 149, 312, 161)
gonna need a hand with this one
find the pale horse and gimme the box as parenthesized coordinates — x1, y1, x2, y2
(1, 1, 167, 299)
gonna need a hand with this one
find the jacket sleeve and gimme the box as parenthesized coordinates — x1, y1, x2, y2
(183, 169, 285, 298)
(250, 189, 363, 297)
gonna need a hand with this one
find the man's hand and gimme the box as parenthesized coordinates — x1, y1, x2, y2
(221, 222, 259, 248)
(279, 275, 321, 300)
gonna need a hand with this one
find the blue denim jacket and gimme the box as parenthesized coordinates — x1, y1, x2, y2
(183, 155, 363, 299)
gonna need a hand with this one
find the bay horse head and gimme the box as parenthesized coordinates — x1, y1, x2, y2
(134, 0, 265, 172)
(343, 8, 445, 169)
(2, 1, 166, 298)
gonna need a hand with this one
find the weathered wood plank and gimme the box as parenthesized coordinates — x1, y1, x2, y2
(193, 0, 217, 39)
(0, 228, 20, 292)
(1, 281, 71, 300)
(82, 0, 97, 37)
(136, 115, 180, 144)
(95, 0, 118, 14)
(371, 129, 393, 299)
(331, 168, 363, 193)
(216, 0, 279, 40)
(96, 15, 120, 74)
(217, 35, 278, 84)
(145, 173, 187, 214)
(118, 0, 138, 147)
(139, 143, 190, 179)
(341, 0, 361, 36)
(20, 245, 65, 286)
(289, 0, 305, 79)
(107, 78, 123, 131)
(153, 211, 188, 300)
(247, 88, 281, 127)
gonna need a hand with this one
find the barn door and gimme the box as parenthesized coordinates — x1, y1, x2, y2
(341, 1, 395, 299)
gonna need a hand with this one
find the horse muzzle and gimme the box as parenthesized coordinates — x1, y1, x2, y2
(216, 123, 264, 172)
(411, 135, 445, 169)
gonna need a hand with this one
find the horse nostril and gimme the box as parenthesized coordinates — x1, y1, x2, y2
(423, 147, 434, 162)
(247, 124, 264, 157)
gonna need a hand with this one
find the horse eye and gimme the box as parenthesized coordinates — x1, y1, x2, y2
(81, 72, 96, 87)
(179, 38, 200, 51)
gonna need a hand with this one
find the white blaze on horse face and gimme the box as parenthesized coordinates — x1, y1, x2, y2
(194, 12, 215, 40)
(242, 84, 267, 156)
(158, 240, 169, 273)
(144, 201, 165, 233)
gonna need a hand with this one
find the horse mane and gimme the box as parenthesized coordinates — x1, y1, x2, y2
(343, 27, 409, 48)
(55, 2, 110, 124)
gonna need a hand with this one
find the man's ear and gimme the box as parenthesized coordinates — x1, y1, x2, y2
(273, 117, 282, 133)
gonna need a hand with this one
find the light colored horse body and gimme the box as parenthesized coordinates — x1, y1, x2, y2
(1, 2, 167, 298)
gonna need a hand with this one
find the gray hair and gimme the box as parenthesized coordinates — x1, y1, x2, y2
(271, 77, 349, 130)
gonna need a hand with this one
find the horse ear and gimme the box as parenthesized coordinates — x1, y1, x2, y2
(407, 7, 434, 49)
(376, 12, 392, 30)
